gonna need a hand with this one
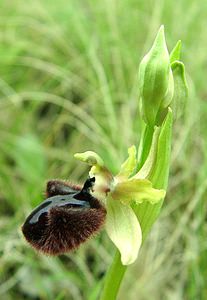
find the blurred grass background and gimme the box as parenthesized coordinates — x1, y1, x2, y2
(0, 0, 206, 299)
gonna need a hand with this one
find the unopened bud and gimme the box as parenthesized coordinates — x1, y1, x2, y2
(139, 25, 174, 126)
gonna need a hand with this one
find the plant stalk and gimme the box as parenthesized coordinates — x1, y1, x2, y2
(100, 250, 127, 300)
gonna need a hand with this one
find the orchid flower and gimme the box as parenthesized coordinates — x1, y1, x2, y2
(74, 145, 165, 265)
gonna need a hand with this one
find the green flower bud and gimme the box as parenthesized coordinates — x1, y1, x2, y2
(139, 25, 174, 126)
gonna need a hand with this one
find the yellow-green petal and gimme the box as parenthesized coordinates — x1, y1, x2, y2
(74, 151, 104, 167)
(112, 179, 165, 205)
(116, 145, 137, 179)
(105, 197, 142, 265)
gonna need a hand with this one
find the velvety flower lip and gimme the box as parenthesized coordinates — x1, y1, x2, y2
(75, 145, 165, 265)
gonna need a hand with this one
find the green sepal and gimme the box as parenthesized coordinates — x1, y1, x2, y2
(105, 197, 142, 265)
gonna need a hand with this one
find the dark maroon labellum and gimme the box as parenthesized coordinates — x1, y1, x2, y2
(22, 178, 106, 255)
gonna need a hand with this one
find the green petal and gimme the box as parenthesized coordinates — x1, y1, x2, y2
(105, 197, 142, 265)
(112, 179, 165, 205)
(117, 145, 137, 179)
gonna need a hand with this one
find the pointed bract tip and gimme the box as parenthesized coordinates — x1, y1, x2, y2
(159, 24, 164, 31)
(170, 40, 182, 63)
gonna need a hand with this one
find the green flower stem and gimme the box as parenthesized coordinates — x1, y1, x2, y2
(99, 216, 154, 300)
(100, 250, 127, 300)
